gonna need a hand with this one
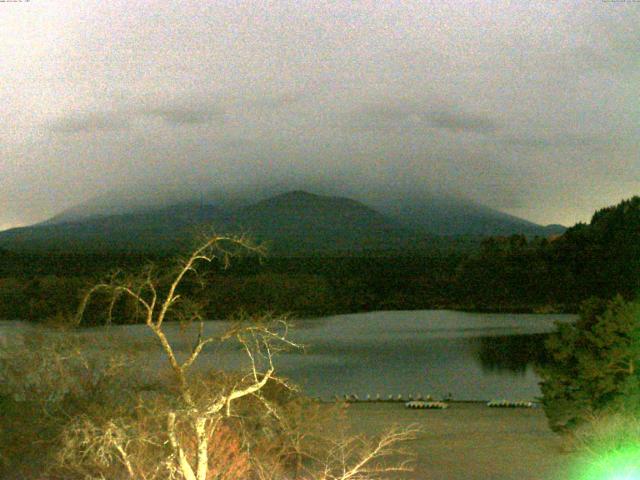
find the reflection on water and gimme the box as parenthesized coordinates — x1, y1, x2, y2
(476, 334, 551, 375)
(273, 310, 573, 401)
(1, 310, 573, 402)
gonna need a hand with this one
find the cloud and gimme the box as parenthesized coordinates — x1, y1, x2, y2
(352, 102, 500, 135)
(4, 1, 639, 229)
(48, 112, 127, 133)
(245, 91, 307, 110)
(428, 110, 499, 134)
(138, 104, 223, 125)
(48, 100, 225, 134)
(48, 90, 308, 136)
(500, 133, 618, 149)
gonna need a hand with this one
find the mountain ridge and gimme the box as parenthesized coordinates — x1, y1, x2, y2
(0, 190, 564, 254)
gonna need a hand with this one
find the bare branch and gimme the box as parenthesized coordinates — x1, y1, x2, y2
(315, 425, 419, 480)
(106, 289, 122, 326)
(225, 367, 275, 417)
(181, 337, 216, 371)
(115, 286, 153, 314)
(167, 412, 196, 480)
(75, 283, 113, 325)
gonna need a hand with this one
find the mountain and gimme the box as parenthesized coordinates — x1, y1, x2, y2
(229, 190, 417, 253)
(378, 194, 566, 237)
(0, 203, 227, 253)
(0, 190, 564, 254)
(0, 191, 418, 254)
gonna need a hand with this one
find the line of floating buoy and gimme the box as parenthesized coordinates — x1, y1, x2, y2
(405, 401, 449, 409)
(333, 395, 536, 407)
(338, 394, 435, 403)
(487, 400, 534, 408)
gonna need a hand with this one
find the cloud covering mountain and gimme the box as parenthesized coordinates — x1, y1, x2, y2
(0, 190, 565, 254)
(1, 1, 638, 230)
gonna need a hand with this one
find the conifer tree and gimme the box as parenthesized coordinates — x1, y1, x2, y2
(537, 296, 640, 432)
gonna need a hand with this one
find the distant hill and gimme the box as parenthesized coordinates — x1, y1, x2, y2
(0, 191, 419, 254)
(0, 190, 564, 254)
(380, 194, 565, 237)
(0, 204, 227, 253)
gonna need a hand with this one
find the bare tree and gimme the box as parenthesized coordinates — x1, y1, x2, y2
(75, 234, 297, 480)
(64, 234, 419, 480)
(313, 425, 418, 480)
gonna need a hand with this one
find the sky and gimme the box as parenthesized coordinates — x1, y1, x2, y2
(1, 0, 639, 231)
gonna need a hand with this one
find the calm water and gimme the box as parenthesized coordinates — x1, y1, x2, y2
(280, 310, 574, 401)
(0, 310, 575, 402)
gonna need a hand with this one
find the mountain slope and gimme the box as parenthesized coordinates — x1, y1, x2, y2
(0, 190, 564, 254)
(382, 194, 565, 237)
(0, 204, 226, 253)
(0, 192, 417, 254)
(229, 190, 415, 253)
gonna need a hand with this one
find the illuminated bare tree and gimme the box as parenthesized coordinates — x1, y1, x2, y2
(75, 234, 301, 480)
(67, 234, 418, 480)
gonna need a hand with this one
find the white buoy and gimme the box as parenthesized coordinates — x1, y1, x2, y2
(487, 399, 533, 408)
(405, 401, 448, 409)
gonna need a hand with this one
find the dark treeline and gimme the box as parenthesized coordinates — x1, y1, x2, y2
(458, 196, 640, 310)
(0, 251, 463, 321)
(1, 196, 638, 323)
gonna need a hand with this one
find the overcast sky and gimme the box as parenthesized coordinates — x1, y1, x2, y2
(1, 0, 638, 230)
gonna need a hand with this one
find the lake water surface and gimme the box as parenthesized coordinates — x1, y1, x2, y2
(0, 310, 575, 402)
(283, 310, 575, 401)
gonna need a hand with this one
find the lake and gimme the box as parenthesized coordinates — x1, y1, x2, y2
(0, 310, 575, 402)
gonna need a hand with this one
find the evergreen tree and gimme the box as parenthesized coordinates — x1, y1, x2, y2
(536, 296, 640, 433)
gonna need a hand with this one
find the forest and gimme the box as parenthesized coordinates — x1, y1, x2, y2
(1, 196, 638, 323)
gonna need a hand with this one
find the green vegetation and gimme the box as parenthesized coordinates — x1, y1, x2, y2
(450, 196, 640, 312)
(536, 296, 640, 433)
(0, 252, 463, 322)
(541, 297, 640, 478)
(0, 196, 638, 322)
(467, 197, 640, 476)
(565, 410, 640, 479)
